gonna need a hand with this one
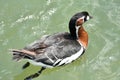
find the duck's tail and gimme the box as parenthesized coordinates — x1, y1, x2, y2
(9, 49, 36, 61)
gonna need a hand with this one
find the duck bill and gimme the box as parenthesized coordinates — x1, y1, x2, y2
(89, 15, 93, 19)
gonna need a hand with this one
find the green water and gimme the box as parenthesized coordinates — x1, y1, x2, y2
(0, 0, 120, 80)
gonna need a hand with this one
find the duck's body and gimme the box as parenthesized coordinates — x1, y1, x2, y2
(11, 11, 92, 80)
(23, 32, 84, 68)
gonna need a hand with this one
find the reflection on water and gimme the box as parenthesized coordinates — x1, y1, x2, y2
(0, 0, 120, 80)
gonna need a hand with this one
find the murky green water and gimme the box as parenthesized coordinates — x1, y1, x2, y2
(0, 0, 120, 80)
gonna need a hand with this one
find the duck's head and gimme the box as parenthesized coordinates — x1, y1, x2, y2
(69, 11, 92, 39)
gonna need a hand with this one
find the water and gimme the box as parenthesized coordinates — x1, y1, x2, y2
(0, 0, 120, 80)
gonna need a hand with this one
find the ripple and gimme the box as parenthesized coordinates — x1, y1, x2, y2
(48, 8, 57, 16)
(46, 0, 51, 5)
(0, 21, 5, 35)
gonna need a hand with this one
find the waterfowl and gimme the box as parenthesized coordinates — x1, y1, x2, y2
(10, 11, 92, 80)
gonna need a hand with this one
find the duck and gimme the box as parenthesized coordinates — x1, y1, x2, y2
(10, 11, 92, 80)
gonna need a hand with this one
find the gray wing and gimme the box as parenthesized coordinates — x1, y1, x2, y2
(30, 32, 84, 67)
(24, 35, 49, 51)
(24, 32, 67, 50)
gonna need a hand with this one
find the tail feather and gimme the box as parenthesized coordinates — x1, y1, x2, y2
(12, 53, 24, 61)
(9, 49, 36, 61)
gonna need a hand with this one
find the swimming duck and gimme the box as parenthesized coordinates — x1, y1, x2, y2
(10, 11, 92, 80)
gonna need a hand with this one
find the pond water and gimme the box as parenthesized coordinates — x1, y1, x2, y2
(0, 0, 120, 80)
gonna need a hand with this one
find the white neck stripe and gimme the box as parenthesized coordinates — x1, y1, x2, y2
(75, 26, 80, 39)
(76, 26, 86, 49)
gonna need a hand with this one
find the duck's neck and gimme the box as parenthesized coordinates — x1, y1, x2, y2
(76, 25, 88, 48)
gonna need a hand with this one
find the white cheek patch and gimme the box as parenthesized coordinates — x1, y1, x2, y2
(86, 16, 90, 21)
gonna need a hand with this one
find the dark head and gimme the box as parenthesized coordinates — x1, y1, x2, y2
(69, 11, 92, 39)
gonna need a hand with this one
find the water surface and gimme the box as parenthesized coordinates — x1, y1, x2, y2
(0, 0, 120, 80)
